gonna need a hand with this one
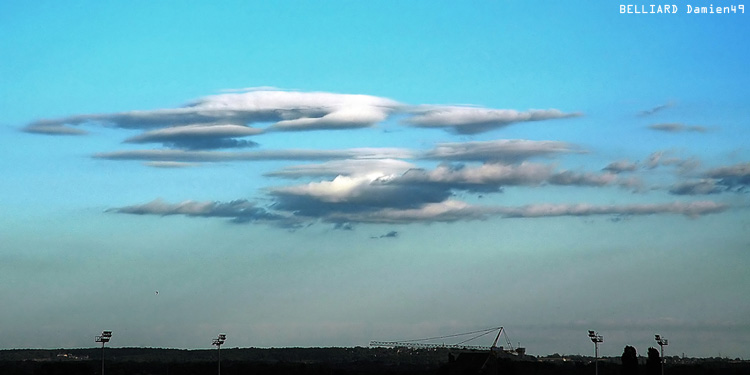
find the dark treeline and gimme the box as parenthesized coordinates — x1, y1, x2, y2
(1, 347, 748, 375)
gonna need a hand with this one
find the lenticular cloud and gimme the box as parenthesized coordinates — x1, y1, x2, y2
(23, 89, 403, 140)
(406, 106, 582, 134)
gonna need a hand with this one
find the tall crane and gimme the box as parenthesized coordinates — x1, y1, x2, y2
(489, 327, 514, 352)
(370, 326, 521, 354)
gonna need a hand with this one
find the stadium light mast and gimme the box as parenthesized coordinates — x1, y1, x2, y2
(94, 330, 112, 375)
(655, 334, 668, 375)
(212, 333, 227, 375)
(588, 330, 603, 375)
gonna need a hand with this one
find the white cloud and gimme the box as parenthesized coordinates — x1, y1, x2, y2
(266, 159, 416, 178)
(269, 105, 392, 131)
(271, 175, 383, 203)
(268, 173, 452, 216)
(406, 106, 582, 134)
(23, 90, 403, 140)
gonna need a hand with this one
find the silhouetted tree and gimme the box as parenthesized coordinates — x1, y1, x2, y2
(646, 347, 661, 375)
(621, 345, 639, 375)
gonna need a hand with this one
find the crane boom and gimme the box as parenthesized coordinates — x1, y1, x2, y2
(490, 327, 504, 349)
(370, 326, 515, 353)
(369, 340, 493, 351)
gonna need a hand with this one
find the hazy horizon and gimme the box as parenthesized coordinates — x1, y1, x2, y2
(1, 1, 748, 359)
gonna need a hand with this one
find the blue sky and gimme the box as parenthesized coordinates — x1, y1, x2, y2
(1, 1, 749, 358)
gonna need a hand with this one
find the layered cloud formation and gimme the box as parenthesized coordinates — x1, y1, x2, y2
(670, 162, 750, 195)
(24, 89, 580, 148)
(23, 89, 742, 229)
(26, 89, 401, 133)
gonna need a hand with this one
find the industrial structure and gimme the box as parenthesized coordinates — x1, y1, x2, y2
(370, 326, 525, 356)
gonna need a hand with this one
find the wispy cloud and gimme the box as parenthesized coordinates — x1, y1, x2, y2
(322, 200, 728, 224)
(94, 148, 415, 163)
(124, 124, 263, 150)
(395, 163, 634, 193)
(668, 162, 750, 195)
(547, 170, 617, 187)
(648, 123, 708, 133)
(23, 123, 88, 136)
(669, 180, 724, 195)
(265, 159, 415, 179)
(94, 138, 577, 166)
(703, 162, 750, 192)
(494, 201, 727, 219)
(397, 162, 552, 193)
(144, 161, 201, 169)
(111, 197, 728, 225)
(603, 160, 638, 174)
(644, 151, 700, 173)
(638, 102, 674, 116)
(421, 139, 580, 163)
(107, 198, 289, 224)
(370, 231, 398, 239)
(405, 106, 581, 134)
(328, 200, 492, 224)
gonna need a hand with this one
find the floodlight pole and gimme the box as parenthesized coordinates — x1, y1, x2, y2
(655, 335, 668, 375)
(588, 330, 603, 375)
(94, 330, 112, 375)
(101, 340, 105, 375)
(213, 333, 227, 375)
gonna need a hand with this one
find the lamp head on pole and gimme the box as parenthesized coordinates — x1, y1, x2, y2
(655, 334, 668, 346)
(588, 330, 603, 343)
(95, 330, 112, 343)
(213, 333, 227, 346)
